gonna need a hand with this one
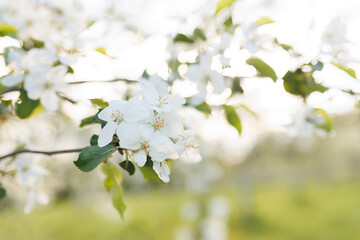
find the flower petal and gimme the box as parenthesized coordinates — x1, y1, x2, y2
(46, 65, 67, 83)
(152, 161, 170, 183)
(1, 73, 24, 87)
(140, 80, 159, 105)
(134, 150, 147, 167)
(210, 71, 225, 94)
(124, 100, 153, 122)
(40, 90, 58, 111)
(116, 122, 141, 150)
(98, 122, 117, 147)
(163, 95, 185, 111)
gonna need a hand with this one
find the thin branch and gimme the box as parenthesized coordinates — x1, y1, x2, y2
(57, 93, 77, 104)
(0, 148, 84, 161)
(69, 78, 137, 85)
(0, 78, 137, 96)
(0, 87, 22, 95)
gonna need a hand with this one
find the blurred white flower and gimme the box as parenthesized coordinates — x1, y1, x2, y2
(24, 65, 69, 111)
(140, 79, 185, 112)
(288, 106, 326, 138)
(186, 52, 225, 105)
(14, 156, 49, 213)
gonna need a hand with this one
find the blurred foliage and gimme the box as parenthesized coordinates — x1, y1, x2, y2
(1, 183, 360, 240)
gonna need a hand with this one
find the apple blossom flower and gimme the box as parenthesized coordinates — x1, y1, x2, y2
(97, 100, 153, 148)
(23, 65, 69, 111)
(140, 79, 185, 112)
(185, 53, 226, 105)
(14, 156, 49, 213)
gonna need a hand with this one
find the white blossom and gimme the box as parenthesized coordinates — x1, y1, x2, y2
(140, 79, 185, 112)
(24, 65, 69, 111)
(185, 53, 226, 105)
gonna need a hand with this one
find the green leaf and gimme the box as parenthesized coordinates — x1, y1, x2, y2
(102, 163, 122, 192)
(80, 108, 107, 128)
(0, 187, 6, 199)
(313, 61, 324, 71)
(240, 104, 257, 118)
(195, 102, 212, 116)
(142, 70, 150, 79)
(22, 39, 45, 50)
(223, 105, 242, 134)
(314, 108, 332, 132)
(256, 17, 275, 26)
(95, 47, 107, 55)
(274, 38, 293, 51)
(74, 145, 119, 172)
(283, 69, 327, 98)
(173, 34, 194, 43)
(95, 47, 114, 59)
(90, 98, 109, 108)
(224, 16, 234, 31)
(331, 62, 357, 79)
(102, 163, 126, 218)
(215, 0, 237, 14)
(67, 66, 74, 74)
(119, 160, 135, 176)
(90, 135, 99, 146)
(80, 116, 95, 127)
(0, 24, 18, 37)
(193, 28, 206, 41)
(246, 57, 277, 82)
(112, 184, 126, 219)
(232, 77, 244, 94)
(15, 90, 40, 119)
(139, 159, 163, 183)
(80, 115, 95, 127)
(94, 109, 107, 128)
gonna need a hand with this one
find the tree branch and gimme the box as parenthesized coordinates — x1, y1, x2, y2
(69, 78, 137, 85)
(0, 78, 138, 96)
(0, 86, 22, 95)
(0, 148, 84, 161)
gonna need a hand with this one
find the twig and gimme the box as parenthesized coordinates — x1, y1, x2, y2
(58, 93, 77, 104)
(0, 87, 22, 95)
(69, 78, 137, 85)
(0, 148, 84, 161)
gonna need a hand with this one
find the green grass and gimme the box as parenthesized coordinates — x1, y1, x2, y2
(1, 182, 360, 240)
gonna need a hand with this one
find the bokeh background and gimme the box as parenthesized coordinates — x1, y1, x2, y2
(1, 0, 360, 239)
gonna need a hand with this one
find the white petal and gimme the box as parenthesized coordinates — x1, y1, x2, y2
(139, 124, 155, 140)
(124, 100, 153, 122)
(98, 122, 117, 147)
(24, 69, 47, 100)
(149, 135, 178, 161)
(163, 95, 185, 111)
(98, 106, 112, 122)
(46, 65, 67, 83)
(110, 100, 129, 112)
(116, 122, 141, 150)
(134, 150, 147, 167)
(210, 71, 225, 94)
(40, 90, 58, 111)
(140, 80, 159, 105)
(148, 75, 169, 96)
(186, 64, 204, 83)
(1, 73, 23, 87)
(153, 162, 170, 183)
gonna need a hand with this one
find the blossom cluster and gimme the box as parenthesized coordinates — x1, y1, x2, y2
(2, 45, 72, 111)
(97, 76, 197, 182)
(14, 156, 49, 213)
